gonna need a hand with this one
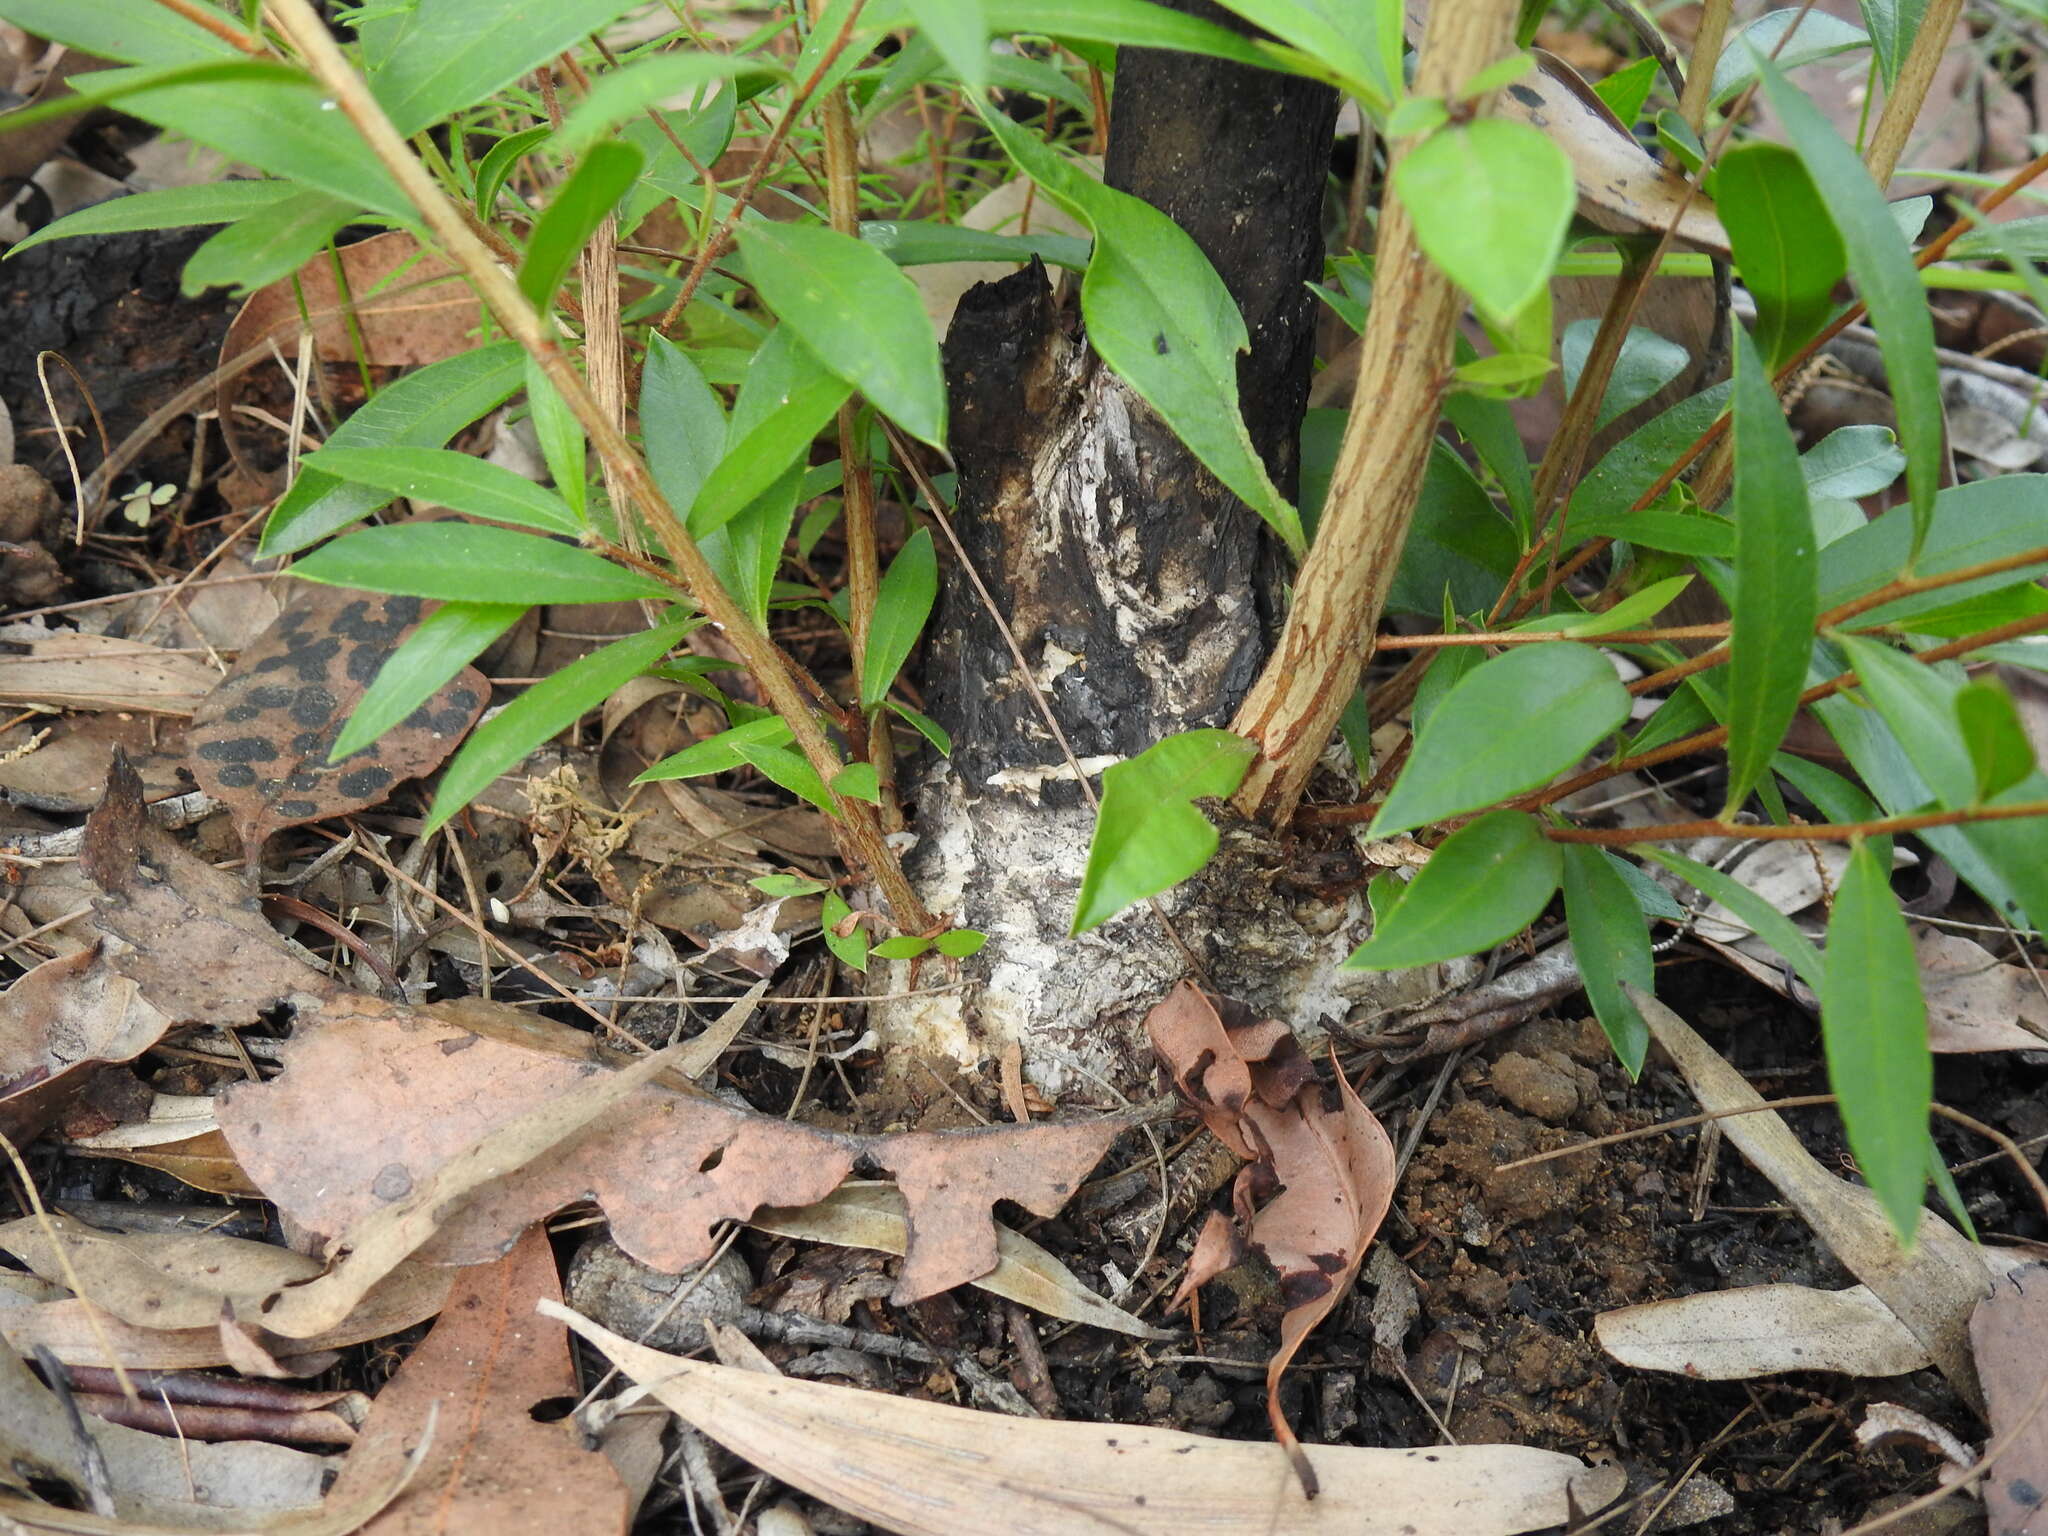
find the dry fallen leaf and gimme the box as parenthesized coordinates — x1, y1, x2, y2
(1595, 1243, 2038, 1380)
(329, 1225, 628, 1536)
(0, 946, 170, 1145)
(549, 1301, 1624, 1536)
(1971, 1263, 2048, 1536)
(750, 1182, 1166, 1338)
(1145, 982, 1397, 1493)
(0, 628, 219, 715)
(187, 588, 487, 865)
(83, 758, 1124, 1316)
(1915, 928, 2048, 1053)
(1631, 986, 1991, 1413)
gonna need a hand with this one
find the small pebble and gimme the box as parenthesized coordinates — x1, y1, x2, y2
(564, 1233, 752, 1353)
(1490, 1051, 1581, 1122)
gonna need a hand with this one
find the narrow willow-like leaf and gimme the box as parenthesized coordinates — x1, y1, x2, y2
(300, 446, 581, 534)
(1722, 327, 1816, 815)
(1715, 143, 1846, 369)
(293, 523, 669, 604)
(637, 717, 797, 781)
(556, 52, 785, 154)
(1754, 51, 1939, 551)
(1206, 0, 1399, 111)
(518, 140, 644, 309)
(979, 107, 1303, 555)
(1071, 731, 1257, 934)
(1834, 635, 1973, 807)
(1712, 11, 1869, 102)
(736, 221, 947, 448)
(332, 601, 529, 761)
(426, 616, 692, 832)
(1641, 847, 1828, 995)
(1859, 0, 1930, 88)
(859, 220, 1090, 272)
(1559, 844, 1653, 1076)
(860, 530, 938, 710)
(369, 0, 647, 137)
(1823, 839, 1933, 1246)
(1343, 812, 1561, 970)
(524, 354, 587, 521)
(179, 190, 355, 297)
(262, 343, 527, 555)
(690, 330, 850, 537)
(0, 0, 233, 65)
(1559, 323, 1688, 431)
(1800, 425, 1904, 500)
(899, 0, 989, 94)
(1370, 643, 1630, 838)
(5, 180, 297, 257)
(1955, 682, 2036, 803)
(703, 462, 805, 629)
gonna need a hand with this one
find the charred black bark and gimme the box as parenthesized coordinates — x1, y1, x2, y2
(923, 6, 1339, 795)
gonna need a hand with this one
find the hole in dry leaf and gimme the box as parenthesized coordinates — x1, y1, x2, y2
(528, 1395, 578, 1423)
(699, 1145, 726, 1173)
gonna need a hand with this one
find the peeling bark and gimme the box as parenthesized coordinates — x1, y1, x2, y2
(877, 12, 1447, 1089)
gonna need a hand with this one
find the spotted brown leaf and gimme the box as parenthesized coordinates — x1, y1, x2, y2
(187, 589, 488, 864)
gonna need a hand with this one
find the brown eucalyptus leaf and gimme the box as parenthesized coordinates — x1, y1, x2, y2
(186, 588, 488, 864)
(82, 760, 1124, 1312)
(0, 946, 171, 1145)
(1972, 1264, 2048, 1536)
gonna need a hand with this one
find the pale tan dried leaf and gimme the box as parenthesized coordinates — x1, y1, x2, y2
(0, 946, 171, 1145)
(331, 1225, 628, 1536)
(1630, 986, 1990, 1412)
(0, 1215, 326, 1330)
(676, 980, 768, 1080)
(1164, 1209, 1246, 1316)
(1599, 1282, 1934, 1379)
(0, 630, 219, 715)
(1915, 928, 2048, 1053)
(548, 1301, 1623, 1536)
(750, 1182, 1167, 1339)
(0, 1265, 451, 1372)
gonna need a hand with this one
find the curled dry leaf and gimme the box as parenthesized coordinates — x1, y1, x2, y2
(1915, 928, 2048, 1053)
(1971, 1263, 2048, 1536)
(187, 588, 488, 865)
(1145, 981, 1396, 1494)
(83, 759, 1122, 1316)
(0, 945, 170, 1145)
(327, 1225, 628, 1536)
(549, 1301, 1624, 1536)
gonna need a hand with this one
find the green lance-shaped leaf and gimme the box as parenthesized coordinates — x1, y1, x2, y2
(898, 0, 990, 95)
(820, 890, 870, 973)
(0, 0, 236, 64)
(1800, 425, 1905, 501)
(1834, 635, 1973, 807)
(556, 51, 787, 154)
(735, 221, 946, 449)
(1711, 10, 1870, 103)
(640, 332, 728, 522)
(1205, 0, 1400, 113)
(702, 462, 805, 630)
(524, 355, 587, 522)
(299, 447, 581, 535)
(1754, 50, 1940, 553)
(1955, 681, 2036, 803)
(1393, 118, 1574, 326)
(860, 220, 1090, 272)
(1369, 643, 1630, 839)
(291, 522, 670, 605)
(689, 328, 851, 537)
(426, 615, 692, 833)
(5, 180, 298, 259)
(636, 716, 798, 782)
(1071, 730, 1258, 934)
(1722, 326, 1816, 816)
(178, 189, 355, 298)
(1823, 838, 1934, 1247)
(1640, 847, 1828, 995)
(1715, 143, 1847, 369)
(1559, 322, 1689, 431)
(262, 343, 527, 555)
(1344, 811, 1562, 970)
(860, 529, 938, 710)
(1858, 0, 1930, 89)
(368, 0, 648, 137)
(977, 106, 1304, 556)
(76, 63, 408, 216)
(332, 601, 530, 761)
(518, 140, 644, 310)
(1559, 844, 1654, 1076)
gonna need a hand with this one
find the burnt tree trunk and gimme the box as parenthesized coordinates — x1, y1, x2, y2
(878, 8, 1445, 1089)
